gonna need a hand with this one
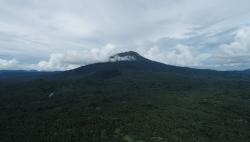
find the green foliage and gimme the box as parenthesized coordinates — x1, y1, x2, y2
(0, 71, 250, 142)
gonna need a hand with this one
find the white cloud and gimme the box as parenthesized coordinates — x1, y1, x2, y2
(49, 12, 97, 37)
(197, 26, 250, 70)
(219, 27, 250, 56)
(30, 43, 117, 71)
(0, 58, 19, 70)
(0, 44, 118, 71)
(144, 44, 210, 67)
(1, 0, 250, 70)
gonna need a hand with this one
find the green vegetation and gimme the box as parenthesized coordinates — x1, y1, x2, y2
(1, 52, 250, 142)
(0, 70, 250, 142)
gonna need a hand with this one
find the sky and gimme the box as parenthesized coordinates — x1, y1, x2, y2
(1, 0, 250, 71)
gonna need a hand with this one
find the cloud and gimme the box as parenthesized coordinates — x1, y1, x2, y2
(0, 58, 20, 70)
(1, 0, 250, 70)
(30, 43, 118, 71)
(205, 26, 250, 70)
(219, 27, 250, 56)
(144, 44, 210, 67)
(48, 12, 98, 38)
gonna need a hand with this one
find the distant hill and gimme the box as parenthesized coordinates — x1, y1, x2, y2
(1, 51, 250, 81)
(0, 70, 59, 83)
(243, 69, 250, 73)
(62, 51, 250, 80)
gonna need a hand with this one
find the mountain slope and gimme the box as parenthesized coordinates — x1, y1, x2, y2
(62, 51, 250, 80)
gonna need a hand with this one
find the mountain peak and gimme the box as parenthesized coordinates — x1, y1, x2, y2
(109, 51, 147, 62)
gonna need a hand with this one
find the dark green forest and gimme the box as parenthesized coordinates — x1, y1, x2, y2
(0, 52, 250, 142)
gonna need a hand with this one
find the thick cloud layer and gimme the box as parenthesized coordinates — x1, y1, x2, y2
(0, 0, 250, 71)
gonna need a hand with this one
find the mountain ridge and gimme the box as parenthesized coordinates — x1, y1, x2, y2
(1, 51, 250, 80)
(64, 51, 250, 79)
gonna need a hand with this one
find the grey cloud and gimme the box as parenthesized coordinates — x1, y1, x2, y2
(1, 0, 250, 70)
